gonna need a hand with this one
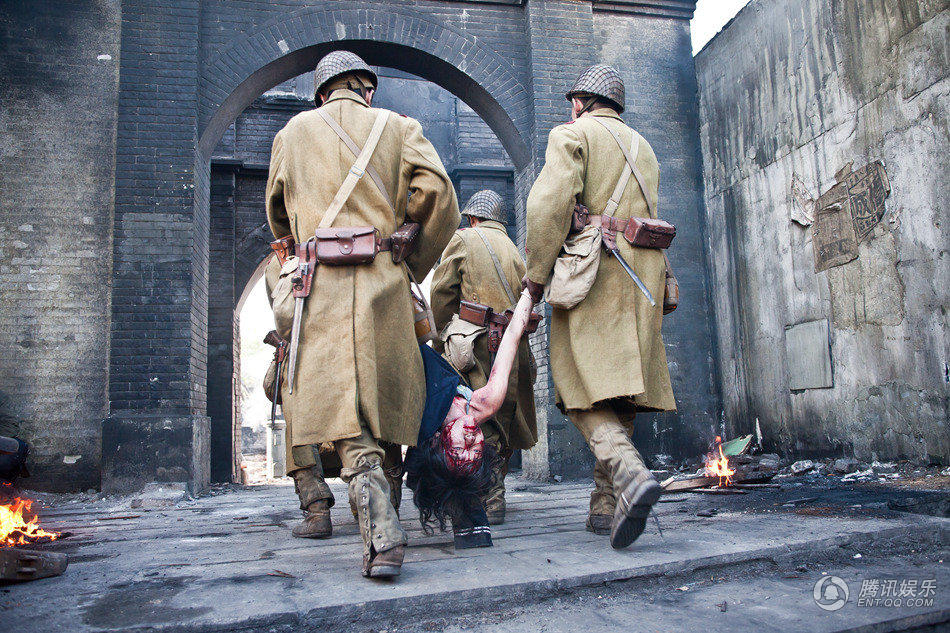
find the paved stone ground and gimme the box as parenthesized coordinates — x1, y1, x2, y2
(2, 476, 948, 632)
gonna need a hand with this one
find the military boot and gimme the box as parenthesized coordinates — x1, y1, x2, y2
(291, 466, 334, 539)
(484, 446, 511, 525)
(587, 422, 660, 549)
(345, 459, 407, 579)
(586, 458, 616, 535)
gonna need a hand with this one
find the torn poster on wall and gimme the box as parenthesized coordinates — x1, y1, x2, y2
(812, 161, 890, 273)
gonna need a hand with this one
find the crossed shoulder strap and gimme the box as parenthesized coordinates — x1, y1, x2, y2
(316, 108, 394, 211)
(591, 117, 656, 219)
(471, 227, 518, 305)
(318, 109, 390, 229)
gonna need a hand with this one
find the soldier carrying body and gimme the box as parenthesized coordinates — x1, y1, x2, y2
(264, 51, 460, 578)
(430, 190, 538, 525)
(523, 65, 677, 548)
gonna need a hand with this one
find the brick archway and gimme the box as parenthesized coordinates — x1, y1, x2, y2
(196, 6, 531, 169)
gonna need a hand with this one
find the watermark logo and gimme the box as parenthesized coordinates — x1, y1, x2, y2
(814, 576, 849, 611)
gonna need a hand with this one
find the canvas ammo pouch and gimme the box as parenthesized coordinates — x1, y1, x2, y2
(269, 255, 301, 340)
(441, 314, 486, 373)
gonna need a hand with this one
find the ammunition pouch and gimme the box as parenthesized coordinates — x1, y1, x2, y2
(459, 300, 541, 354)
(271, 235, 296, 266)
(390, 222, 421, 264)
(314, 226, 380, 265)
(303, 221, 422, 266)
(571, 204, 676, 249)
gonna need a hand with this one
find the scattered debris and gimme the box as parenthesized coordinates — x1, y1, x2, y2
(871, 461, 897, 475)
(717, 600, 728, 612)
(790, 460, 815, 475)
(757, 454, 782, 470)
(842, 468, 874, 482)
(130, 482, 189, 509)
(720, 435, 753, 457)
(697, 508, 718, 517)
(0, 548, 67, 583)
(833, 458, 861, 474)
(267, 569, 295, 578)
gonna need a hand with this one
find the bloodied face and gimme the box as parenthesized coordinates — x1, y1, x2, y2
(439, 396, 485, 476)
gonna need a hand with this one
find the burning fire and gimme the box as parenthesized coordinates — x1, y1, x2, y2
(704, 436, 735, 487)
(1, 497, 59, 548)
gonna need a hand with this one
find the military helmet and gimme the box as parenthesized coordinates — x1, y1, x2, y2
(566, 64, 625, 113)
(313, 51, 378, 97)
(462, 190, 507, 223)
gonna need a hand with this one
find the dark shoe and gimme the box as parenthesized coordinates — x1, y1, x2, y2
(586, 513, 612, 535)
(291, 500, 332, 539)
(610, 475, 661, 549)
(362, 545, 405, 578)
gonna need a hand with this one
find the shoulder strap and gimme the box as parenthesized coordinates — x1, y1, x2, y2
(471, 228, 518, 305)
(592, 117, 656, 219)
(316, 108, 394, 211)
(319, 109, 390, 229)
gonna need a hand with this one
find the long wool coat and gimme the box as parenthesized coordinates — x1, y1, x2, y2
(265, 90, 460, 448)
(525, 109, 675, 413)
(429, 221, 538, 451)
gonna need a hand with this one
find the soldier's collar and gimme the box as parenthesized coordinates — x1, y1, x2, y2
(587, 108, 622, 121)
(475, 220, 507, 232)
(324, 90, 370, 108)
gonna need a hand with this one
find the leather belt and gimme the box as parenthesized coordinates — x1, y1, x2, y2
(290, 235, 394, 259)
(587, 214, 631, 233)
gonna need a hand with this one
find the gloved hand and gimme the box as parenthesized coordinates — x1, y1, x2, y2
(521, 276, 544, 304)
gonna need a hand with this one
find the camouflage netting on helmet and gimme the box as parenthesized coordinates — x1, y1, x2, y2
(566, 64, 625, 113)
(313, 51, 378, 98)
(462, 189, 508, 223)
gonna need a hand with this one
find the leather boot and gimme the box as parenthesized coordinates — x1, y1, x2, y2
(587, 422, 659, 549)
(292, 499, 332, 539)
(586, 458, 615, 535)
(291, 466, 334, 539)
(346, 459, 407, 579)
(362, 544, 405, 578)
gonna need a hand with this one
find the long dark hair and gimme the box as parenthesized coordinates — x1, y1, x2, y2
(405, 433, 497, 534)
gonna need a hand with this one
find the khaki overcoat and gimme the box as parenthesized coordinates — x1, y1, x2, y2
(525, 109, 675, 413)
(430, 221, 538, 450)
(265, 90, 460, 448)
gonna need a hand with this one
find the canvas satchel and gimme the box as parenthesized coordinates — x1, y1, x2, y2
(441, 314, 487, 373)
(269, 255, 300, 340)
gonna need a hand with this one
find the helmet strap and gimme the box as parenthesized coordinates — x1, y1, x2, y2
(576, 95, 599, 118)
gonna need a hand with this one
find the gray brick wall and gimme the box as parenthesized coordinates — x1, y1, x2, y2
(0, 0, 120, 490)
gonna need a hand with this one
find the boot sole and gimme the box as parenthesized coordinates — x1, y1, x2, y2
(367, 564, 401, 578)
(292, 531, 332, 539)
(610, 479, 661, 549)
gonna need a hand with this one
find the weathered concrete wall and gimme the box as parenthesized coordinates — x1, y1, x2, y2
(0, 0, 120, 490)
(696, 0, 949, 462)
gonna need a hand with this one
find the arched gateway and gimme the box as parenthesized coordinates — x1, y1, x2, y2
(64, 0, 718, 493)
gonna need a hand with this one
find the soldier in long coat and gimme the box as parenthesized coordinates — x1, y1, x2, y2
(265, 51, 460, 577)
(430, 190, 538, 524)
(523, 65, 675, 549)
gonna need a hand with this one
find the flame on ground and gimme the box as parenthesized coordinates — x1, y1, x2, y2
(704, 436, 735, 487)
(1, 496, 59, 548)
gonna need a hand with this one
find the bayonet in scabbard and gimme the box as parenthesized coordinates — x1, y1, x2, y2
(286, 239, 316, 395)
(607, 246, 655, 306)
